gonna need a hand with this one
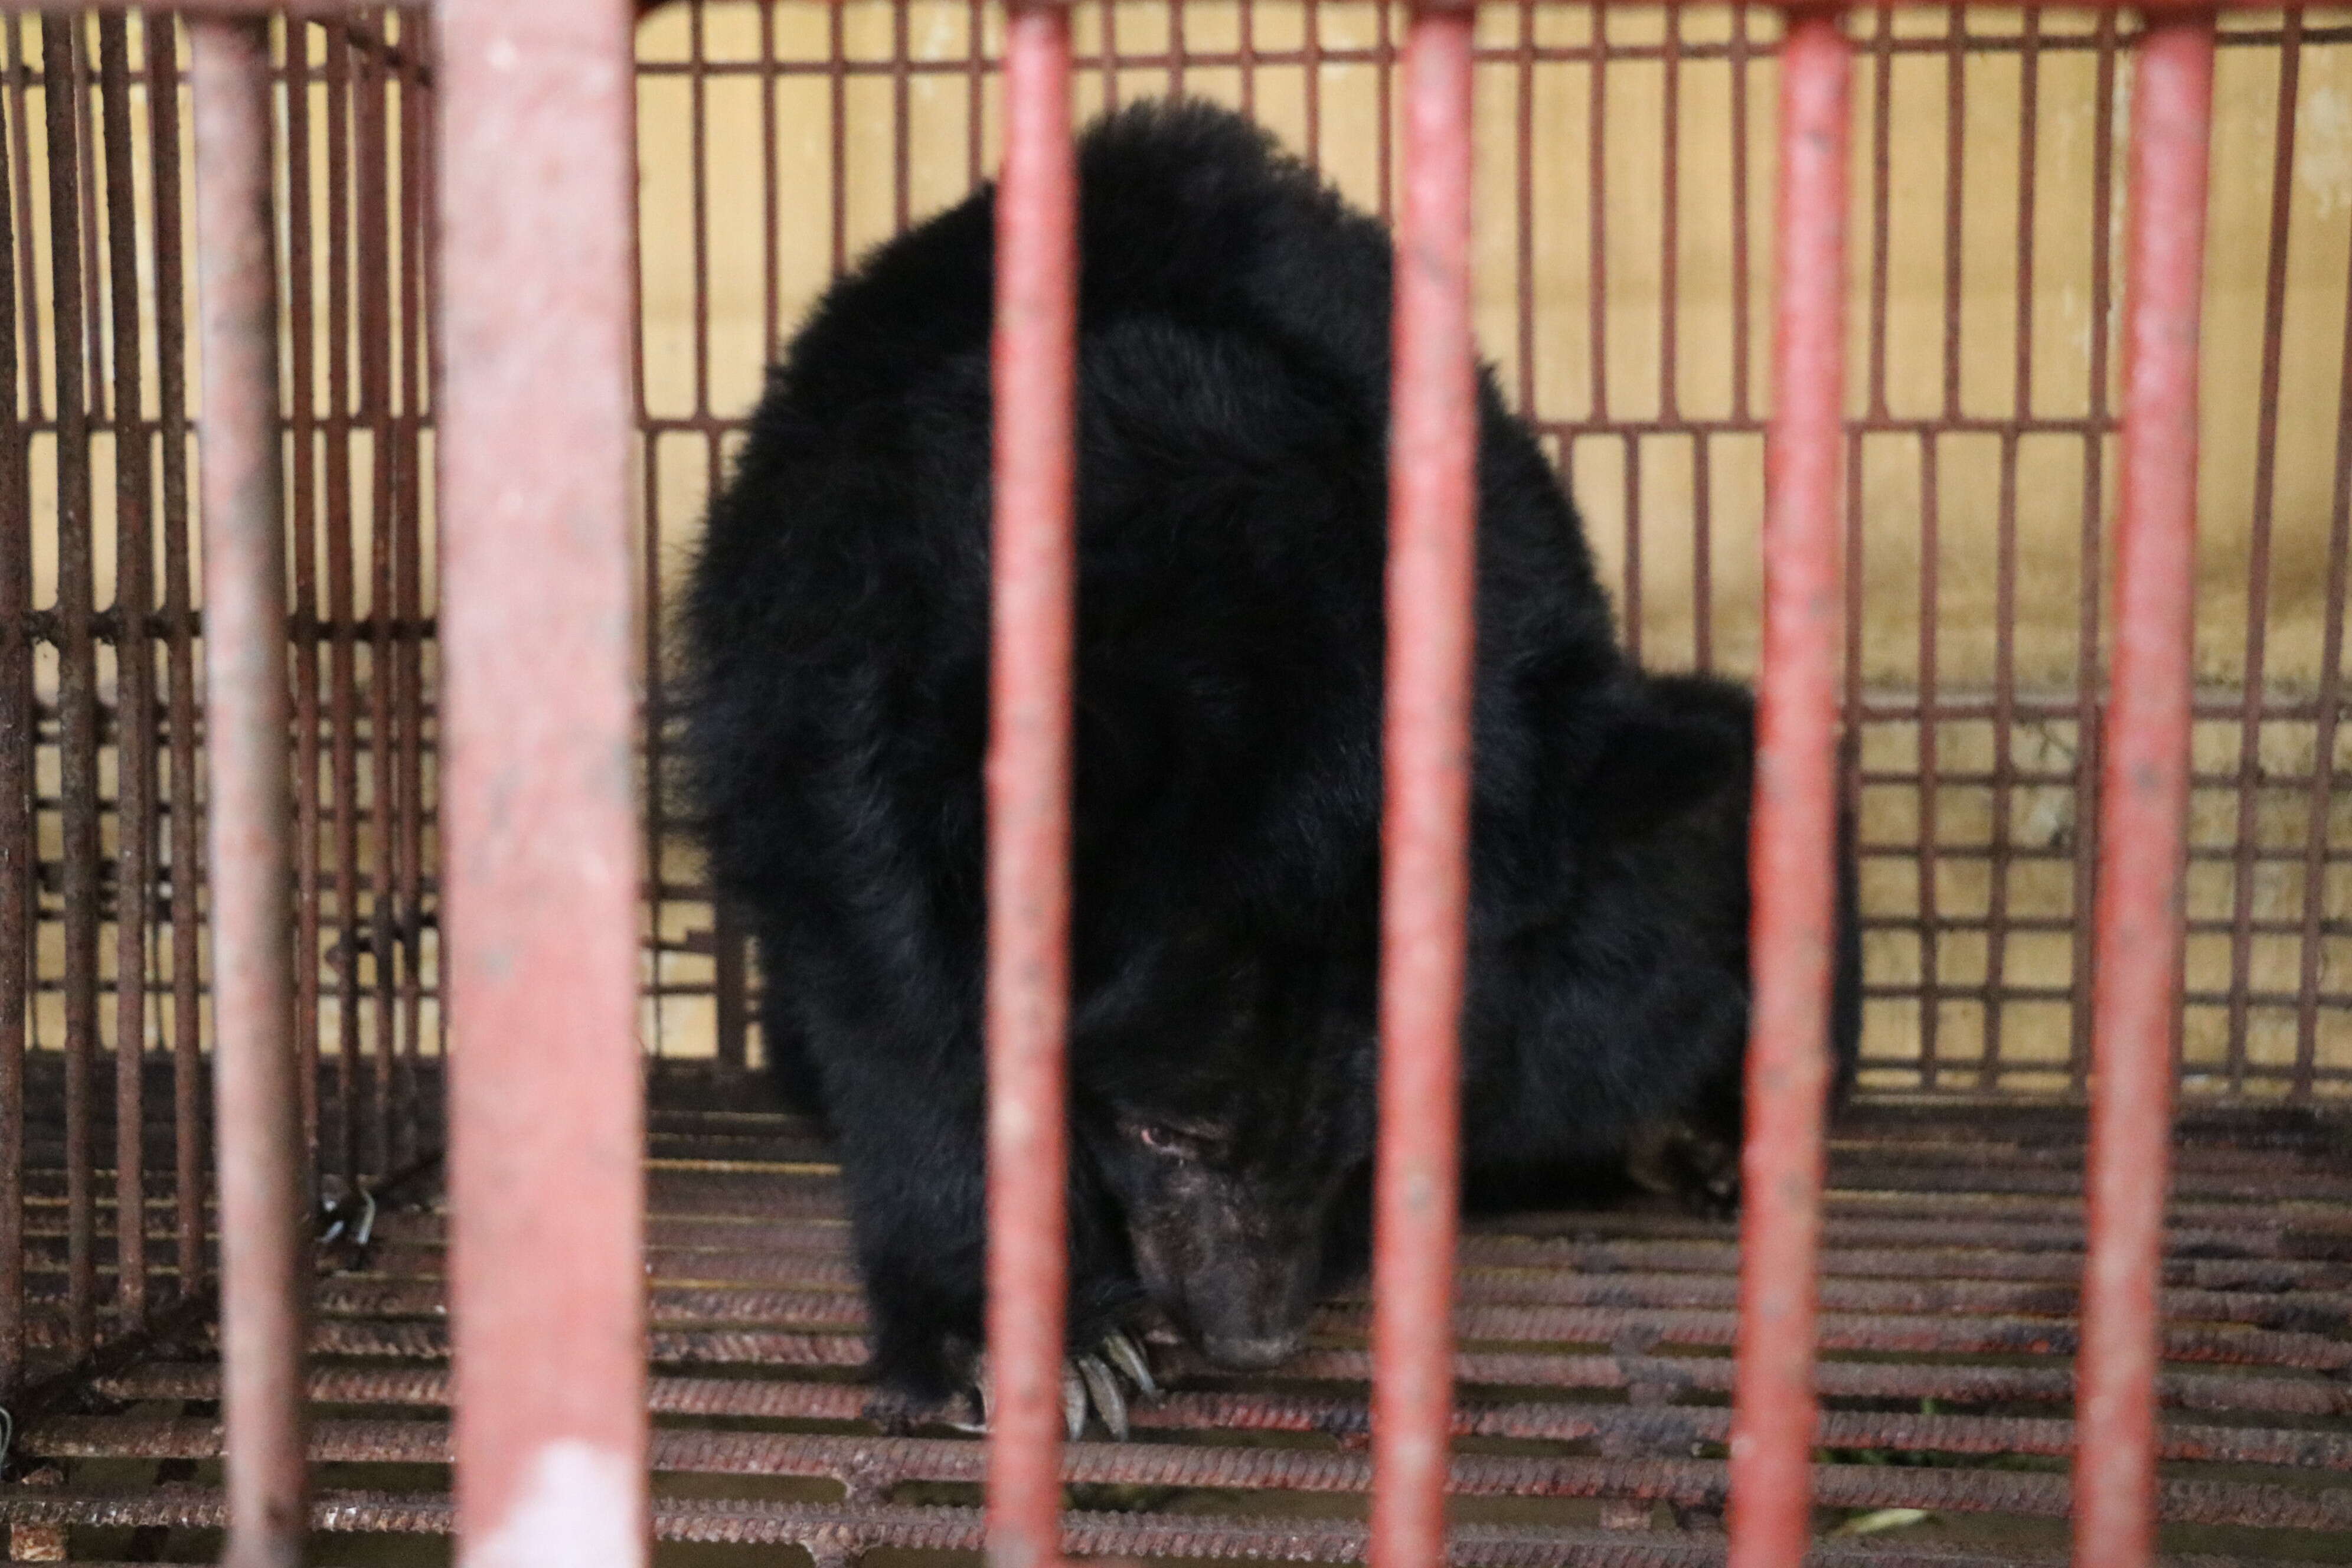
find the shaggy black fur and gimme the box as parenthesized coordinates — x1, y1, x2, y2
(678, 98, 1861, 1417)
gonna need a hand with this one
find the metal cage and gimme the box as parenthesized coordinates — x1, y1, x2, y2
(0, 2, 2346, 1566)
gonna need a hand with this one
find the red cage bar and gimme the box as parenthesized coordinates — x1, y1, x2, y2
(1370, 8, 1476, 1568)
(1729, 8, 1850, 1566)
(2076, 13, 2214, 1567)
(188, 18, 308, 1566)
(437, 2, 649, 1566)
(985, 4, 1079, 1563)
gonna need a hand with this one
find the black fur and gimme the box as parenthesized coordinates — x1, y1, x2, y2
(678, 99, 1861, 1414)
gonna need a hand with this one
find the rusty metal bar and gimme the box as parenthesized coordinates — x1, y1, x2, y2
(393, 4, 429, 1165)
(5, 22, 37, 443)
(0, 60, 25, 1397)
(2072, 13, 2213, 1568)
(21, 1410, 2352, 1534)
(41, 11, 99, 1366)
(985, 6, 1077, 1563)
(1658, 6, 1680, 429)
(70, 17, 96, 424)
(2222, 6, 2298, 1094)
(2300, 96, 2352, 1100)
(68, 1363, 2352, 1479)
(324, 9, 364, 1189)
(359, 5, 396, 1177)
(0, 1485, 2238, 1568)
(289, 1266, 2352, 1354)
(97, 9, 151, 1333)
(1977, 1, 2040, 1089)
(286, 14, 325, 1183)
(827, 0, 844, 277)
(1371, 8, 1476, 1568)
(324, 15, 360, 1188)
(1728, 6, 1848, 1567)
(99, 1321, 2352, 1424)
(190, 16, 311, 1567)
(669, 0, 712, 1066)
(148, 11, 204, 1307)
(437, 0, 648, 1564)
(1511, 0, 1532, 414)
(2070, 6, 2122, 1091)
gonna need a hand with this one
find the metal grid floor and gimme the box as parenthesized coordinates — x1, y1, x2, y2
(2, 1070, 2348, 1565)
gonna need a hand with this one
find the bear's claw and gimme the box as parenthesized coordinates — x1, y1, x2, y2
(942, 1328, 1162, 1441)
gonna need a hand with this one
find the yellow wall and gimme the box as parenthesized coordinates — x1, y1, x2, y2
(631, 3, 2352, 1092)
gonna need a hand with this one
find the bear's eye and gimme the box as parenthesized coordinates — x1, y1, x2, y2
(1134, 1122, 1194, 1156)
(1129, 1119, 1226, 1159)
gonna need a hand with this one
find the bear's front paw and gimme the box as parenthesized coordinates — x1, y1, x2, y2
(943, 1327, 1163, 1442)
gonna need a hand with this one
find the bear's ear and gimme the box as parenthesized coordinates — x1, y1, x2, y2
(1580, 691, 1752, 841)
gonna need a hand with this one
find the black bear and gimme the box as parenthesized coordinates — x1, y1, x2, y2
(678, 98, 1861, 1436)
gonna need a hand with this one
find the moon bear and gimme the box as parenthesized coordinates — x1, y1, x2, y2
(678, 98, 1862, 1432)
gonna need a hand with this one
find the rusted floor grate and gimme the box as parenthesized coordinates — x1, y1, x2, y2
(2, 1072, 2348, 1564)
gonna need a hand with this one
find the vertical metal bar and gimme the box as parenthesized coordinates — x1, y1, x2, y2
(1726, 0, 1750, 426)
(285, 17, 325, 1183)
(43, 11, 101, 1363)
(1239, 0, 1255, 118)
(1696, 429, 1715, 669)
(674, 0, 717, 1067)
(1658, 6, 1680, 429)
(190, 18, 309, 1566)
(828, 2, 845, 278)
(2295, 194, 2352, 1100)
(393, 8, 428, 1161)
(1717, 0, 1755, 674)
(1585, 2, 1605, 429)
(1100, 0, 1119, 114)
(1858, 0, 1915, 1079)
(1370, 9, 1474, 1568)
(1512, 0, 1531, 417)
(1938, 0, 1980, 1080)
(964, 0, 982, 194)
(1167, 0, 1185, 102)
(149, 14, 204, 1306)
(325, 20, 361, 1188)
(984, 9, 1076, 1563)
(0, 72, 27, 1398)
(1917, 413, 1943, 1090)
(5, 22, 40, 437)
(1301, 0, 1319, 166)
(2073, 15, 2213, 1567)
(1622, 436, 1642, 660)
(759, 0, 779, 358)
(1982, 4, 2044, 1090)
(891, 0, 910, 236)
(1861, 0, 1890, 426)
(358, 9, 397, 1178)
(414, 13, 446, 1080)
(1378, 0, 1393, 243)
(100, 9, 153, 1332)
(72, 24, 101, 429)
(2223, 9, 2301, 1094)
(2069, 6, 2121, 1092)
(437, 1, 648, 1564)
(1940, 3, 1964, 428)
(628, 0, 659, 1070)
(1727, 9, 1847, 1567)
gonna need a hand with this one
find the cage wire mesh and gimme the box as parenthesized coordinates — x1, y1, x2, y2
(0, 2, 2347, 1563)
